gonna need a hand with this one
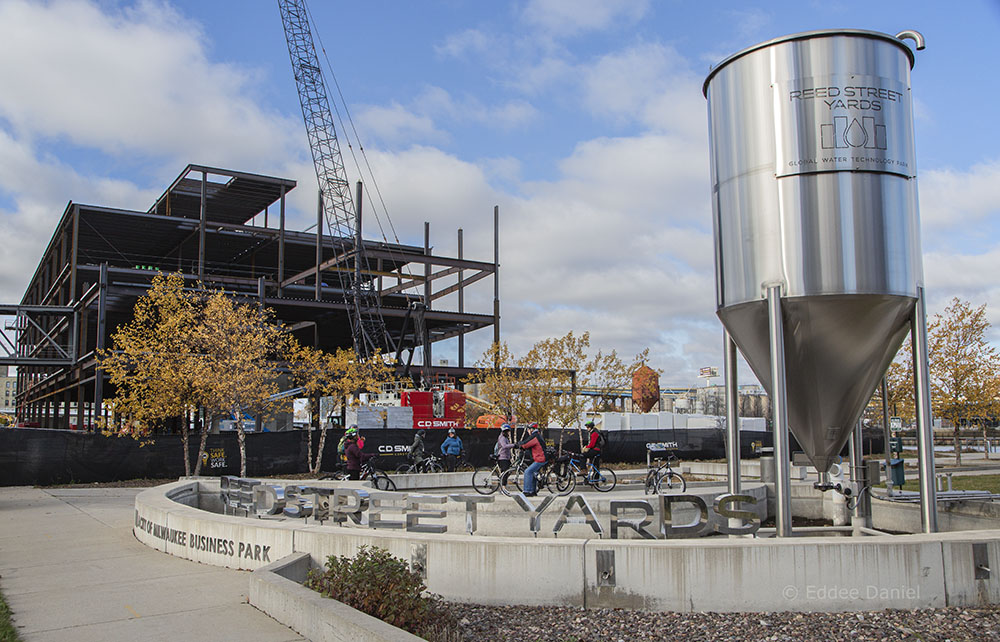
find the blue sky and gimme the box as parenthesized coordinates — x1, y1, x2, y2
(1, 0, 999, 385)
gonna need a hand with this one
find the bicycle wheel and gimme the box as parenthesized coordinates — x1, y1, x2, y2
(372, 473, 397, 491)
(655, 471, 686, 494)
(590, 467, 617, 492)
(499, 467, 523, 496)
(549, 469, 576, 495)
(643, 469, 658, 495)
(425, 460, 444, 474)
(395, 463, 413, 474)
(471, 467, 500, 495)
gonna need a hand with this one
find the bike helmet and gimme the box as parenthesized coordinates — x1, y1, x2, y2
(585, 420, 595, 428)
(417, 429, 426, 437)
(500, 423, 511, 431)
(345, 426, 358, 436)
(528, 422, 539, 430)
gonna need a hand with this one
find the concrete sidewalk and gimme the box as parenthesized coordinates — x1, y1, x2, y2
(0, 486, 305, 642)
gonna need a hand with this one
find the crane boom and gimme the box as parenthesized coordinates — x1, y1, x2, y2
(277, 0, 393, 359)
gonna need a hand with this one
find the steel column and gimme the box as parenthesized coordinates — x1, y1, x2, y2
(881, 377, 891, 485)
(198, 171, 207, 278)
(458, 228, 464, 369)
(278, 185, 286, 296)
(724, 329, 741, 495)
(423, 222, 432, 373)
(315, 190, 322, 301)
(493, 205, 500, 347)
(849, 419, 863, 522)
(766, 284, 792, 537)
(912, 286, 938, 532)
(93, 263, 107, 415)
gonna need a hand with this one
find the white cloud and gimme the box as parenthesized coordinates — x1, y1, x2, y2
(521, 0, 650, 38)
(919, 160, 1000, 231)
(0, 0, 301, 166)
(0, 0, 311, 301)
(434, 28, 491, 59)
(354, 103, 446, 146)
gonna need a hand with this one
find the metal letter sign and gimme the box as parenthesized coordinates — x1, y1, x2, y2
(775, 75, 914, 178)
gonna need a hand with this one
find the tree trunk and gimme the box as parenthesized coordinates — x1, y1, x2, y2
(983, 421, 990, 460)
(235, 409, 247, 477)
(313, 422, 329, 475)
(954, 422, 962, 466)
(306, 420, 313, 471)
(193, 411, 210, 476)
(181, 410, 191, 477)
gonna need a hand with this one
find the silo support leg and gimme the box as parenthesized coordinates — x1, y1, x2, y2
(912, 286, 938, 533)
(766, 284, 793, 537)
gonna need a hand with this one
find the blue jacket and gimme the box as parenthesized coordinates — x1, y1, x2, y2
(441, 435, 463, 456)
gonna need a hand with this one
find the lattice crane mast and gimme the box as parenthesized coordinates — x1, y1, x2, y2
(277, 0, 392, 359)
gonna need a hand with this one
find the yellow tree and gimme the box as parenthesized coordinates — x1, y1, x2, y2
(99, 272, 204, 475)
(467, 341, 523, 426)
(191, 289, 292, 476)
(288, 342, 389, 474)
(928, 298, 1000, 465)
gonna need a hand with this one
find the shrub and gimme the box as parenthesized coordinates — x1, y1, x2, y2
(305, 545, 460, 640)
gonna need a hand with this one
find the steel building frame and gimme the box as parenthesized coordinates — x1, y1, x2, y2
(11, 165, 498, 429)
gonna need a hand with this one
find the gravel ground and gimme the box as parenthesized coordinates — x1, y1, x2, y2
(448, 603, 1000, 641)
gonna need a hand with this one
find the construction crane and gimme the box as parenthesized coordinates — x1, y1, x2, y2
(277, 0, 393, 359)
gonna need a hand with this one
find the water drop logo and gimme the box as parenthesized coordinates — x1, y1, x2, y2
(821, 116, 887, 150)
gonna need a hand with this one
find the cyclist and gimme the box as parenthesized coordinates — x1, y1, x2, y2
(496, 424, 514, 472)
(344, 428, 372, 481)
(518, 423, 546, 497)
(441, 427, 464, 471)
(582, 421, 604, 477)
(409, 429, 427, 467)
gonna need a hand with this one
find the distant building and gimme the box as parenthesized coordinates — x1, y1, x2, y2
(0, 366, 16, 415)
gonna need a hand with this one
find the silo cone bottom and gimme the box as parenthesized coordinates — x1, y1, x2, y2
(718, 293, 914, 473)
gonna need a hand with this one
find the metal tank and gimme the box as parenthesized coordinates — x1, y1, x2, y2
(704, 30, 925, 475)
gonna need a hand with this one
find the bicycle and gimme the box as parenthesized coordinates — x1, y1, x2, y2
(454, 450, 476, 472)
(499, 449, 574, 496)
(471, 455, 508, 495)
(644, 453, 686, 494)
(327, 456, 396, 490)
(395, 454, 444, 474)
(556, 452, 617, 492)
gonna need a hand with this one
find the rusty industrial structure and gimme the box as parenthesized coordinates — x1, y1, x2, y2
(6, 164, 499, 429)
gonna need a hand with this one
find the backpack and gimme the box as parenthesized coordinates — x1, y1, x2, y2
(337, 435, 348, 456)
(595, 430, 608, 449)
(493, 440, 501, 457)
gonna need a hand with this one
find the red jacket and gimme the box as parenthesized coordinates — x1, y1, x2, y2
(586, 430, 601, 452)
(519, 432, 546, 463)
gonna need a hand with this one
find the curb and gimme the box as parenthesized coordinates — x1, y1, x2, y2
(249, 552, 422, 642)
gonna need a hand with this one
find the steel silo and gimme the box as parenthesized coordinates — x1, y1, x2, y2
(704, 30, 925, 475)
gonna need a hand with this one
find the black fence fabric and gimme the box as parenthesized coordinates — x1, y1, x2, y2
(0, 425, 783, 486)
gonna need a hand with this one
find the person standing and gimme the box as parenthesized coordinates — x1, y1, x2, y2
(344, 428, 372, 481)
(441, 428, 464, 471)
(518, 423, 546, 497)
(410, 429, 427, 467)
(496, 424, 514, 472)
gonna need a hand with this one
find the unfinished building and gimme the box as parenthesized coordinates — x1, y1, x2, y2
(8, 164, 498, 429)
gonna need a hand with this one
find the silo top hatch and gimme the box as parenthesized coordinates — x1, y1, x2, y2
(703, 29, 917, 97)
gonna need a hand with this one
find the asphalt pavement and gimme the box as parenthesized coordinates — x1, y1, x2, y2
(0, 486, 305, 642)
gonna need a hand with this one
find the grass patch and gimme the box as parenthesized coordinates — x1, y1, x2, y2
(0, 584, 23, 642)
